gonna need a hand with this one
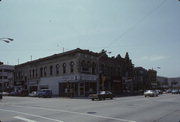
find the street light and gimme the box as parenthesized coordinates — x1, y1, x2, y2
(0, 38, 14, 43)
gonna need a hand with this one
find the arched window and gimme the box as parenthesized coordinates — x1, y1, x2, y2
(44, 66, 47, 77)
(40, 67, 43, 77)
(70, 61, 74, 73)
(62, 63, 66, 74)
(32, 69, 35, 78)
(35, 68, 38, 78)
(81, 60, 89, 73)
(56, 64, 60, 75)
(50, 65, 53, 76)
(101, 64, 105, 74)
(29, 70, 32, 78)
(92, 62, 96, 74)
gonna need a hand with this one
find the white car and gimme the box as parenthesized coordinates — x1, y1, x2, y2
(144, 90, 158, 97)
(29, 91, 37, 97)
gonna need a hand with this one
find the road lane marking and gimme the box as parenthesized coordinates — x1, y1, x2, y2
(14, 116, 37, 122)
(12, 105, 136, 122)
(0, 108, 64, 122)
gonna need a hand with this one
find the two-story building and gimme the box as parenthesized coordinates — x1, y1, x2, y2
(14, 48, 135, 97)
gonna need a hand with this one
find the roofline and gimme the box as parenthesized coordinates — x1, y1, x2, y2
(15, 48, 99, 67)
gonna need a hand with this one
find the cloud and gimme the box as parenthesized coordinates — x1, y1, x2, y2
(140, 55, 169, 61)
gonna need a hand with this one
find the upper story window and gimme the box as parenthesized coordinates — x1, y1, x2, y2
(50, 65, 53, 76)
(35, 68, 38, 78)
(40, 67, 43, 77)
(3, 76, 8, 79)
(92, 62, 96, 74)
(70, 61, 74, 73)
(56, 64, 60, 75)
(81, 60, 90, 73)
(62, 63, 66, 74)
(100, 64, 105, 74)
(32, 69, 35, 78)
(44, 67, 47, 77)
(29, 70, 31, 78)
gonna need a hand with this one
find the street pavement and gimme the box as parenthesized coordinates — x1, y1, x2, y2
(0, 94, 180, 122)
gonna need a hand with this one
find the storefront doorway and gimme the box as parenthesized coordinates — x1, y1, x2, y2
(79, 82, 85, 96)
(59, 82, 78, 97)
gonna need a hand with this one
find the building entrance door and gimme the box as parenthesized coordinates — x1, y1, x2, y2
(79, 82, 85, 96)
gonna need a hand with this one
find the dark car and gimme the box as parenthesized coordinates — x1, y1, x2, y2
(89, 91, 113, 101)
(0, 89, 3, 99)
(37, 89, 52, 98)
(0, 92, 2, 100)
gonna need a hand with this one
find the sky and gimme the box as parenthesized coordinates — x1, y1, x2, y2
(0, 0, 180, 77)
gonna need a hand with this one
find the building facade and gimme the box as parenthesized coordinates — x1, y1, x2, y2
(14, 48, 135, 97)
(15, 49, 100, 96)
(0, 64, 14, 92)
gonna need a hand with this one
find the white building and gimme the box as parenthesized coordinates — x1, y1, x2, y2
(14, 48, 98, 96)
(168, 77, 180, 89)
(0, 64, 14, 92)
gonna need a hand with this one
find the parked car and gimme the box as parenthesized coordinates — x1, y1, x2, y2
(166, 89, 172, 93)
(156, 90, 163, 94)
(19, 90, 29, 96)
(2, 92, 10, 96)
(0, 92, 2, 99)
(37, 89, 52, 98)
(144, 90, 158, 97)
(9, 91, 20, 96)
(29, 91, 38, 97)
(89, 91, 113, 101)
(171, 89, 179, 94)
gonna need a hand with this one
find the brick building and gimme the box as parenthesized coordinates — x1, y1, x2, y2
(14, 48, 135, 96)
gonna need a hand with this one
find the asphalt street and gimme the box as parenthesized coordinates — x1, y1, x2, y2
(0, 94, 180, 122)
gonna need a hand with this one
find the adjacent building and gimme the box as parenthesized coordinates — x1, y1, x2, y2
(168, 77, 180, 89)
(0, 63, 14, 92)
(156, 76, 169, 89)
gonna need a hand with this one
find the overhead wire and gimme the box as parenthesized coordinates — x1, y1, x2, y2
(104, 0, 167, 49)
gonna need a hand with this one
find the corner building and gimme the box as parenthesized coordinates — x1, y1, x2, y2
(15, 49, 99, 96)
(14, 48, 134, 97)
